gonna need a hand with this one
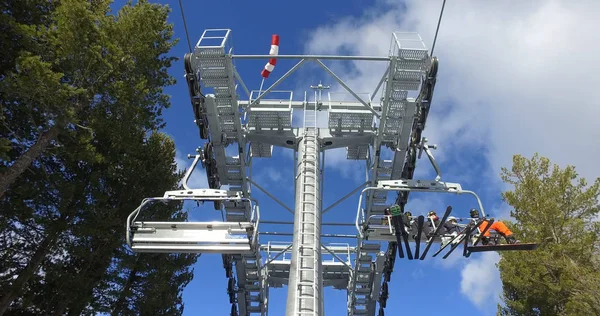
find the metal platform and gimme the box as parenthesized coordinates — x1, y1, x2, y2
(263, 243, 354, 290)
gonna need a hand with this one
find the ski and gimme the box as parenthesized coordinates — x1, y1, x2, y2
(392, 216, 405, 259)
(461, 224, 471, 257)
(396, 212, 413, 260)
(390, 205, 406, 259)
(471, 218, 494, 247)
(442, 220, 481, 259)
(465, 218, 494, 257)
(419, 205, 452, 260)
(432, 229, 465, 257)
(414, 215, 424, 258)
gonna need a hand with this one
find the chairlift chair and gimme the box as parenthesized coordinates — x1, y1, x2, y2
(355, 138, 539, 263)
(125, 151, 260, 255)
(125, 189, 260, 254)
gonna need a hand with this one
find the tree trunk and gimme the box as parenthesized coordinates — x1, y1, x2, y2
(0, 125, 61, 199)
(0, 229, 60, 315)
(111, 255, 141, 316)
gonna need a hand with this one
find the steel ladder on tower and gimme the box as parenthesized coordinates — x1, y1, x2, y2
(294, 99, 320, 315)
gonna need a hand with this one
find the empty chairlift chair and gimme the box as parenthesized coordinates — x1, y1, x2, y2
(126, 188, 260, 255)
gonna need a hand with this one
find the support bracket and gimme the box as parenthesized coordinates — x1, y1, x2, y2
(377, 179, 462, 193)
(182, 148, 203, 190)
(163, 188, 244, 200)
(416, 137, 441, 181)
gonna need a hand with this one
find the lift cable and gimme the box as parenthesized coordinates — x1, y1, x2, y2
(178, 0, 193, 53)
(430, 0, 447, 56)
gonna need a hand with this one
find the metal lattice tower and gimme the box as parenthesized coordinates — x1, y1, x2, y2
(125, 29, 538, 316)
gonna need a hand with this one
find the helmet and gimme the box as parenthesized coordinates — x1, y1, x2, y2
(447, 216, 457, 222)
(384, 207, 391, 215)
(427, 210, 437, 217)
(469, 208, 480, 218)
(405, 211, 412, 217)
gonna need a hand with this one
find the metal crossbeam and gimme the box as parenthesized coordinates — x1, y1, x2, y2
(233, 54, 391, 61)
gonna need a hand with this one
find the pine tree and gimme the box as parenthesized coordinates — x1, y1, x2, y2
(0, 0, 200, 314)
(0, 0, 176, 198)
(496, 153, 600, 315)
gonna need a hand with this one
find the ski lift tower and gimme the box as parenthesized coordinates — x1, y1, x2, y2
(126, 29, 538, 316)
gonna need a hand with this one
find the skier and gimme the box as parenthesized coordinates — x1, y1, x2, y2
(382, 207, 391, 226)
(444, 216, 460, 234)
(428, 211, 460, 234)
(469, 209, 519, 245)
(383, 205, 411, 232)
(427, 210, 438, 220)
(403, 210, 413, 227)
(441, 216, 462, 247)
(410, 210, 439, 239)
(424, 211, 463, 235)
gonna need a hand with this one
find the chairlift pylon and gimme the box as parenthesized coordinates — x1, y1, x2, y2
(127, 28, 541, 316)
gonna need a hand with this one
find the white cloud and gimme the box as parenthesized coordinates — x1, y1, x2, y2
(460, 251, 502, 312)
(266, 167, 282, 182)
(323, 148, 367, 184)
(487, 202, 513, 222)
(438, 249, 466, 269)
(304, 0, 600, 309)
(253, 166, 283, 185)
(305, 0, 600, 183)
(250, 161, 296, 197)
(411, 267, 425, 279)
(403, 194, 445, 215)
(278, 147, 295, 161)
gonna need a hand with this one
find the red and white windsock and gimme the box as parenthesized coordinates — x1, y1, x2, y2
(261, 34, 280, 78)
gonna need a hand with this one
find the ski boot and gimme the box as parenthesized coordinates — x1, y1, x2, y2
(481, 236, 498, 245)
(505, 235, 520, 244)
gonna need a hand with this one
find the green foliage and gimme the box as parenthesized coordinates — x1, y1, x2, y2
(0, 0, 198, 315)
(497, 153, 600, 316)
(0, 0, 178, 195)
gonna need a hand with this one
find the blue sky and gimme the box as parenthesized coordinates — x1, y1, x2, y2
(119, 0, 600, 315)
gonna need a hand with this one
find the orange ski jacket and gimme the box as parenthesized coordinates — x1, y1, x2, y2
(478, 220, 513, 237)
